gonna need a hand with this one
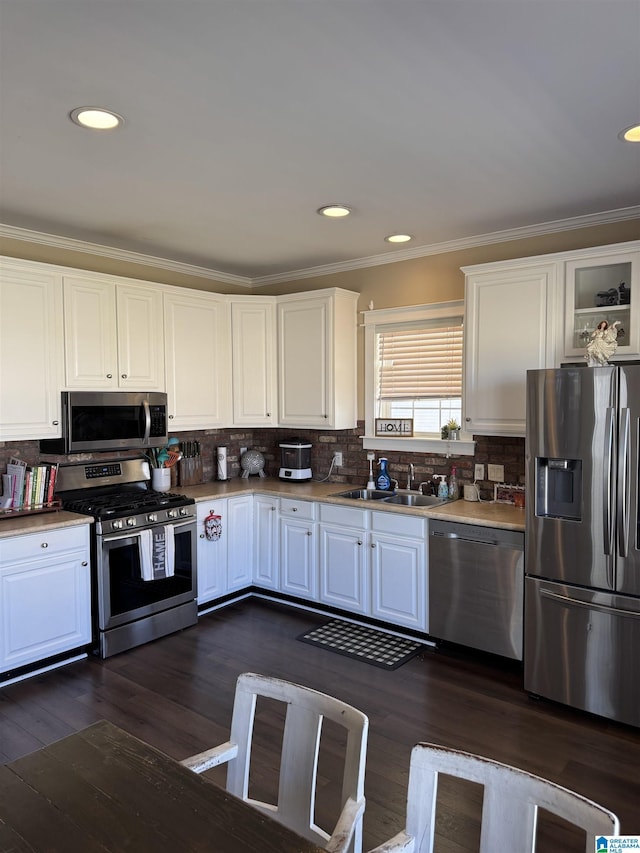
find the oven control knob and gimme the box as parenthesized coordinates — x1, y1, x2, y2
(148, 513, 158, 523)
(112, 520, 123, 530)
(126, 517, 137, 527)
(168, 509, 178, 519)
(179, 507, 189, 516)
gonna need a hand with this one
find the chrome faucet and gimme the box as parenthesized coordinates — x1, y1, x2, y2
(405, 463, 415, 491)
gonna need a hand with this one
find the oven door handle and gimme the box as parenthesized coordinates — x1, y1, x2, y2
(103, 519, 195, 543)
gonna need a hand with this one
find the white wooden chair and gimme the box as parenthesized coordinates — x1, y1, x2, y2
(181, 672, 369, 853)
(367, 742, 619, 853)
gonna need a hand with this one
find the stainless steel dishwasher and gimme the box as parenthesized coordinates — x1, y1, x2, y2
(428, 519, 524, 660)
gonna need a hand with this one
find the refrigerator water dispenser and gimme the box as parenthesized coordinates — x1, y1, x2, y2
(535, 457, 582, 520)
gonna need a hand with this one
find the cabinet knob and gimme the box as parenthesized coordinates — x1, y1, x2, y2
(357, 540, 362, 546)
(106, 373, 113, 379)
(306, 530, 312, 536)
(465, 417, 471, 422)
(266, 412, 271, 417)
(371, 543, 376, 548)
(199, 533, 205, 539)
(270, 506, 276, 511)
(41, 542, 48, 549)
(52, 420, 59, 425)
(169, 414, 174, 419)
(81, 561, 88, 566)
(323, 414, 328, 418)
(291, 507, 297, 512)
(121, 373, 127, 379)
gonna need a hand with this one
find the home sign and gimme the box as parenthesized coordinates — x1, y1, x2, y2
(375, 418, 414, 437)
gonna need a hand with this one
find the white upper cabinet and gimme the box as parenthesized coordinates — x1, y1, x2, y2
(0, 259, 64, 440)
(63, 275, 164, 390)
(277, 288, 358, 430)
(463, 261, 560, 437)
(163, 289, 232, 430)
(231, 297, 277, 427)
(563, 244, 640, 361)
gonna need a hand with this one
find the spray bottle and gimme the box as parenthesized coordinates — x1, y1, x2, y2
(448, 466, 459, 500)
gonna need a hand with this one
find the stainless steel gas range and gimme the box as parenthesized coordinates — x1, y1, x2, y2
(56, 457, 197, 658)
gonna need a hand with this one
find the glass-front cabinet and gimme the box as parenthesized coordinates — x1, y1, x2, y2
(564, 246, 639, 360)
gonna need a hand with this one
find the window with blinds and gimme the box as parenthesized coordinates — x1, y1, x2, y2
(375, 318, 463, 434)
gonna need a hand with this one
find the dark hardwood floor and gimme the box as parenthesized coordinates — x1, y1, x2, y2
(1, 599, 638, 851)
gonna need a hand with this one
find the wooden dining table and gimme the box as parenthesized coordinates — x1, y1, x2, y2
(0, 719, 325, 852)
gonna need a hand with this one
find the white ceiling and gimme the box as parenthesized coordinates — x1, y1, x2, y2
(1, 1, 639, 284)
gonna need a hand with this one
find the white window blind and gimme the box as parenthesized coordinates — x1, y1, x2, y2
(377, 321, 463, 401)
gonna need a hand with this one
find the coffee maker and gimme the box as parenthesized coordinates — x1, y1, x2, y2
(279, 439, 313, 482)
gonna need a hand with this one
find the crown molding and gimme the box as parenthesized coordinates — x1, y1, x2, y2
(1, 205, 638, 288)
(0, 224, 253, 287)
(251, 206, 640, 286)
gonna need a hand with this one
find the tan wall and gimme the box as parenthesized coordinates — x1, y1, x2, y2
(2, 218, 639, 420)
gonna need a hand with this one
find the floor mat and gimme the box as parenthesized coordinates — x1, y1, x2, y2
(298, 619, 423, 670)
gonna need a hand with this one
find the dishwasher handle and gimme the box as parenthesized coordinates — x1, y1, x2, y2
(430, 530, 518, 549)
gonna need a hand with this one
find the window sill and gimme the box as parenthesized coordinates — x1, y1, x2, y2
(362, 435, 476, 456)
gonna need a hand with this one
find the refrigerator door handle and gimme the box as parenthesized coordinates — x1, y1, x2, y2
(617, 407, 630, 559)
(603, 406, 615, 558)
(540, 588, 640, 620)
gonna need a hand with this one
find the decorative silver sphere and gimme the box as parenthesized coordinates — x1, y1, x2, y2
(240, 449, 266, 478)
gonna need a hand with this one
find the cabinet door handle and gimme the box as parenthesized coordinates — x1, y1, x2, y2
(357, 540, 362, 546)
(270, 506, 276, 511)
(169, 414, 174, 419)
(106, 373, 113, 379)
(291, 507, 298, 512)
(370, 543, 376, 548)
(41, 542, 48, 549)
(306, 530, 312, 536)
(52, 420, 59, 425)
(199, 534, 205, 539)
(121, 373, 127, 379)
(81, 561, 88, 566)
(465, 417, 471, 422)
(266, 412, 271, 417)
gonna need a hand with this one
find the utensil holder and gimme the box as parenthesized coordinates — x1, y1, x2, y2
(179, 457, 203, 486)
(151, 467, 171, 493)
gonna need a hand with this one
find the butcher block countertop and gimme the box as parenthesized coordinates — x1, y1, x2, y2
(0, 478, 525, 537)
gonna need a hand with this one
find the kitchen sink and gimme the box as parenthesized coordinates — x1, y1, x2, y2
(384, 493, 446, 507)
(331, 489, 391, 500)
(331, 488, 447, 507)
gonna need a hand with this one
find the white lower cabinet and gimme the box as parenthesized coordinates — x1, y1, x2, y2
(227, 495, 253, 591)
(279, 499, 317, 600)
(196, 499, 228, 605)
(197, 495, 253, 604)
(370, 512, 427, 633)
(318, 504, 368, 614)
(0, 524, 91, 674)
(253, 495, 279, 590)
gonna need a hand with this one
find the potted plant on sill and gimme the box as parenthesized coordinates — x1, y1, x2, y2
(441, 418, 460, 440)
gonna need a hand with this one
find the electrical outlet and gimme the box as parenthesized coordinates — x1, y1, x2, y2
(474, 463, 485, 481)
(334, 452, 343, 467)
(240, 447, 247, 457)
(488, 464, 504, 482)
(367, 452, 376, 461)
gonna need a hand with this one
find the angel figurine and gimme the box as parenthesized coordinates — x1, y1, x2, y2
(585, 320, 621, 366)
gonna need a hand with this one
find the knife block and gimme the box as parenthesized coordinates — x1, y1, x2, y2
(179, 457, 203, 486)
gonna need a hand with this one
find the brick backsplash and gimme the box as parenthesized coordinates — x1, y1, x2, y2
(1, 424, 524, 500)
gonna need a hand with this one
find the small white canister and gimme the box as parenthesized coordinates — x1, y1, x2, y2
(151, 467, 171, 493)
(464, 484, 480, 501)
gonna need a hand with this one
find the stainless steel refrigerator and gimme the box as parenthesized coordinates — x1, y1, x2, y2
(525, 365, 640, 727)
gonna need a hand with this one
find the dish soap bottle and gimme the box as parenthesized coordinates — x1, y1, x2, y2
(448, 466, 459, 500)
(437, 475, 449, 499)
(376, 457, 392, 491)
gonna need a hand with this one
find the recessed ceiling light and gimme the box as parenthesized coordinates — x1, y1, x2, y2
(384, 234, 413, 243)
(317, 204, 351, 218)
(618, 123, 640, 142)
(70, 107, 124, 130)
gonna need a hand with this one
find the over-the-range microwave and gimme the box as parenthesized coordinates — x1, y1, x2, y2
(40, 391, 169, 454)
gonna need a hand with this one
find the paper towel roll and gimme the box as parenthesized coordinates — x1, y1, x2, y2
(217, 446, 228, 481)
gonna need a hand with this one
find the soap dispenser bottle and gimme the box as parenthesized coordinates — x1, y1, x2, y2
(448, 466, 459, 500)
(437, 475, 449, 499)
(376, 457, 392, 491)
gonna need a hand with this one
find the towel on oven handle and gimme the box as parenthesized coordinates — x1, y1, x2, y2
(140, 526, 175, 581)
